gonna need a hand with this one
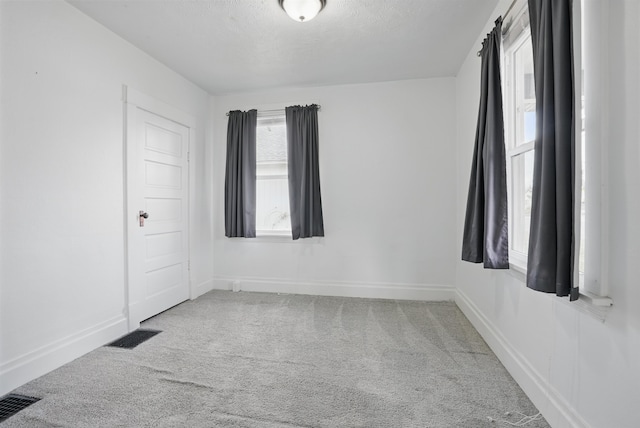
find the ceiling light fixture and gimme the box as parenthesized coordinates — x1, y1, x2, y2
(278, 0, 326, 23)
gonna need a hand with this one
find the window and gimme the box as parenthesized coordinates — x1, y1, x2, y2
(504, 7, 583, 270)
(255, 113, 291, 236)
(504, 6, 585, 274)
(503, 1, 610, 306)
(503, 7, 535, 269)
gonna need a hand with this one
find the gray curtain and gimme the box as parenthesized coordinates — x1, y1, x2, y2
(285, 105, 324, 240)
(225, 110, 257, 238)
(461, 19, 509, 269)
(526, 0, 577, 300)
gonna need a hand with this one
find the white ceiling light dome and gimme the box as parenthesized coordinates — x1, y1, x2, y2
(278, 0, 326, 23)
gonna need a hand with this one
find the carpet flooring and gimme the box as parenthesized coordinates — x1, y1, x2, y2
(3, 291, 549, 427)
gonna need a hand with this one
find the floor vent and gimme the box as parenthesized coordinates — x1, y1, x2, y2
(0, 394, 41, 422)
(107, 329, 161, 349)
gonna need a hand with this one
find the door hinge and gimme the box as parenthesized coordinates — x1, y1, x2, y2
(187, 151, 190, 162)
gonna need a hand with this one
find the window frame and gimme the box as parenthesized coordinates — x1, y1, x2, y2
(502, 0, 611, 308)
(255, 111, 292, 237)
(502, 6, 536, 271)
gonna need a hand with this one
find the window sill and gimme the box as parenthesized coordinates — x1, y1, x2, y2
(577, 290, 613, 307)
(250, 232, 325, 244)
(559, 292, 613, 322)
(256, 230, 291, 237)
(254, 231, 293, 242)
(508, 261, 527, 281)
(507, 262, 613, 322)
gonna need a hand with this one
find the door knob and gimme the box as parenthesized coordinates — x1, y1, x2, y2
(139, 211, 149, 227)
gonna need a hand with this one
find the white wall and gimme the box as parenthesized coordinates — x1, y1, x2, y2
(454, 1, 640, 427)
(212, 79, 457, 300)
(0, 0, 213, 395)
(5, 2, 636, 424)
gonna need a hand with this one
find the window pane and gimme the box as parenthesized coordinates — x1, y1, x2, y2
(257, 117, 287, 163)
(514, 39, 536, 146)
(511, 150, 534, 254)
(256, 175, 290, 231)
(256, 115, 291, 234)
(505, 14, 535, 263)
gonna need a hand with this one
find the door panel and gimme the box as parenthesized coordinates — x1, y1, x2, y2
(145, 161, 182, 189)
(145, 263, 183, 297)
(145, 122, 183, 156)
(145, 198, 181, 222)
(145, 232, 182, 259)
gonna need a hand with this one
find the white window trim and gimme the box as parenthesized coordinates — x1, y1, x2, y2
(574, 0, 612, 308)
(580, 0, 612, 305)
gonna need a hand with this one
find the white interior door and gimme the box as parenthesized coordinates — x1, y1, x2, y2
(126, 91, 191, 329)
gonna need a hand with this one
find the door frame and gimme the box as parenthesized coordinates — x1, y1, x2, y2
(123, 86, 195, 331)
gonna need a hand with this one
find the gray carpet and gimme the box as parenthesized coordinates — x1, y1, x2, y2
(4, 291, 549, 427)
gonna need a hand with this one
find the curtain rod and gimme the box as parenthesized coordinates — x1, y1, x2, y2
(476, 0, 520, 56)
(225, 105, 322, 117)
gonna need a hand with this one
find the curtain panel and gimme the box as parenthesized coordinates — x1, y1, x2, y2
(526, 0, 577, 299)
(461, 19, 509, 269)
(285, 105, 325, 240)
(224, 110, 257, 238)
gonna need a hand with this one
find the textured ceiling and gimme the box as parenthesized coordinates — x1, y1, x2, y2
(68, 0, 498, 95)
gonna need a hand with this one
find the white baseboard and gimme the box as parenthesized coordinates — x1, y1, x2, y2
(0, 315, 128, 396)
(212, 276, 455, 301)
(454, 290, 590, 428)
(192, 278, 214, 300)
